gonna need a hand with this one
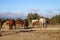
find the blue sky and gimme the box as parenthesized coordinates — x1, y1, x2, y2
(0, 0, 60, 19)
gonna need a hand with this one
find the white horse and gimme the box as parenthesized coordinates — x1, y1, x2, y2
(39, 18, 47, 28)
(2, 21, 9, 30)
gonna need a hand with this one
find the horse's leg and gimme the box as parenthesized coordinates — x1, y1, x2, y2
(18, 24, 20, 29)
(24, 25, 25, 29)
(39, 23, 41, 28)
(43, 22, 47, 28)
(41, 23, 44, 28)
(22, 24, 24, 28)
(40, 23, 42, 28)
(14, 24, 16, 30)
(26, 24, 28, 29)
(9, 25, 11, 30)
(43, 23, 45, 28)
(9, 25, 13, 30)
(43, 23, 47, 28)
(33, 24, 34, 28)
(43, 23, 44, 28)
(1, 25, 2, 28)
(12, 25, 13, 30)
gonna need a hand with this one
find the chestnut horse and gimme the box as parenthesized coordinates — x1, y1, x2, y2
(32, 20, 39, 28)
(15, 19, 29, 29)
(8, 19, 15, 30)
(15, 20, 24, 29)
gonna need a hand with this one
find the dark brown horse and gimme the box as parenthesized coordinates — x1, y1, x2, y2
(0, 22, 2, 28)
(24, 19, 29, 29)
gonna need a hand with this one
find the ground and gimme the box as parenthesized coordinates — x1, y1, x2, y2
(0, 24, 60, 40)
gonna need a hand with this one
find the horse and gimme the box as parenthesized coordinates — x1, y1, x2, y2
(32, 18, 48, 28)
(39, 18, 48, 28)
(15, 20, 24, 29)
(2, 19, 9, 30)
(47, 19, 55, 25)
(0, 22, 2, 28)
(32, 20, 39, 28)
(8, 19, 15, 30)
(24, 19, 29, 29)
(15, 19, 29, 29)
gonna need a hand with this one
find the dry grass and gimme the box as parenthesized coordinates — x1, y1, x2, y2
(0, 24, 60, 40)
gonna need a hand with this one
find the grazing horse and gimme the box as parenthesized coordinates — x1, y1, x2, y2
(39, 18, 47, 28)
(32, 20, 39, 28)
(8, 19, 15, 30)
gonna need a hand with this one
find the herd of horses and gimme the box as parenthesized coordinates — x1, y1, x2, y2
(0, 18, 54, 30)
(0, 19, 29, 30)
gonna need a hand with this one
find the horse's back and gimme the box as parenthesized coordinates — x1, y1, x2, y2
(39, 18, 46, 23)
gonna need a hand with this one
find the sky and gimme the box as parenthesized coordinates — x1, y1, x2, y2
(0, 0, 60, 19)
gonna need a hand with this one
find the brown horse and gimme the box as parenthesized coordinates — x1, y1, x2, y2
(47, 19, 55, 25)
(0, 22, 2, 28)
(15, 20, 20, 28)
(15, 19, 29, 29)
(15, 20, 25, 29)
(32, 20, 39, 28)
(0, 21, 2, 37)
(8, 19, 15, 30)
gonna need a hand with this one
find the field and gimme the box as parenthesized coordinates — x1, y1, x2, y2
(0, 24, 60, 40)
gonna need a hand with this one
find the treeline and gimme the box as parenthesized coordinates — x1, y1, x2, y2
(0, 18, 5, 23)
(26, 13, 60, 24)
(26, 13, 42, 22)
(51, 14, 60, 24)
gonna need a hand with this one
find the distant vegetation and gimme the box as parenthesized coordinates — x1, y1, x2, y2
(51, 14, 60, 24)
(26, 13, 42, 22)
